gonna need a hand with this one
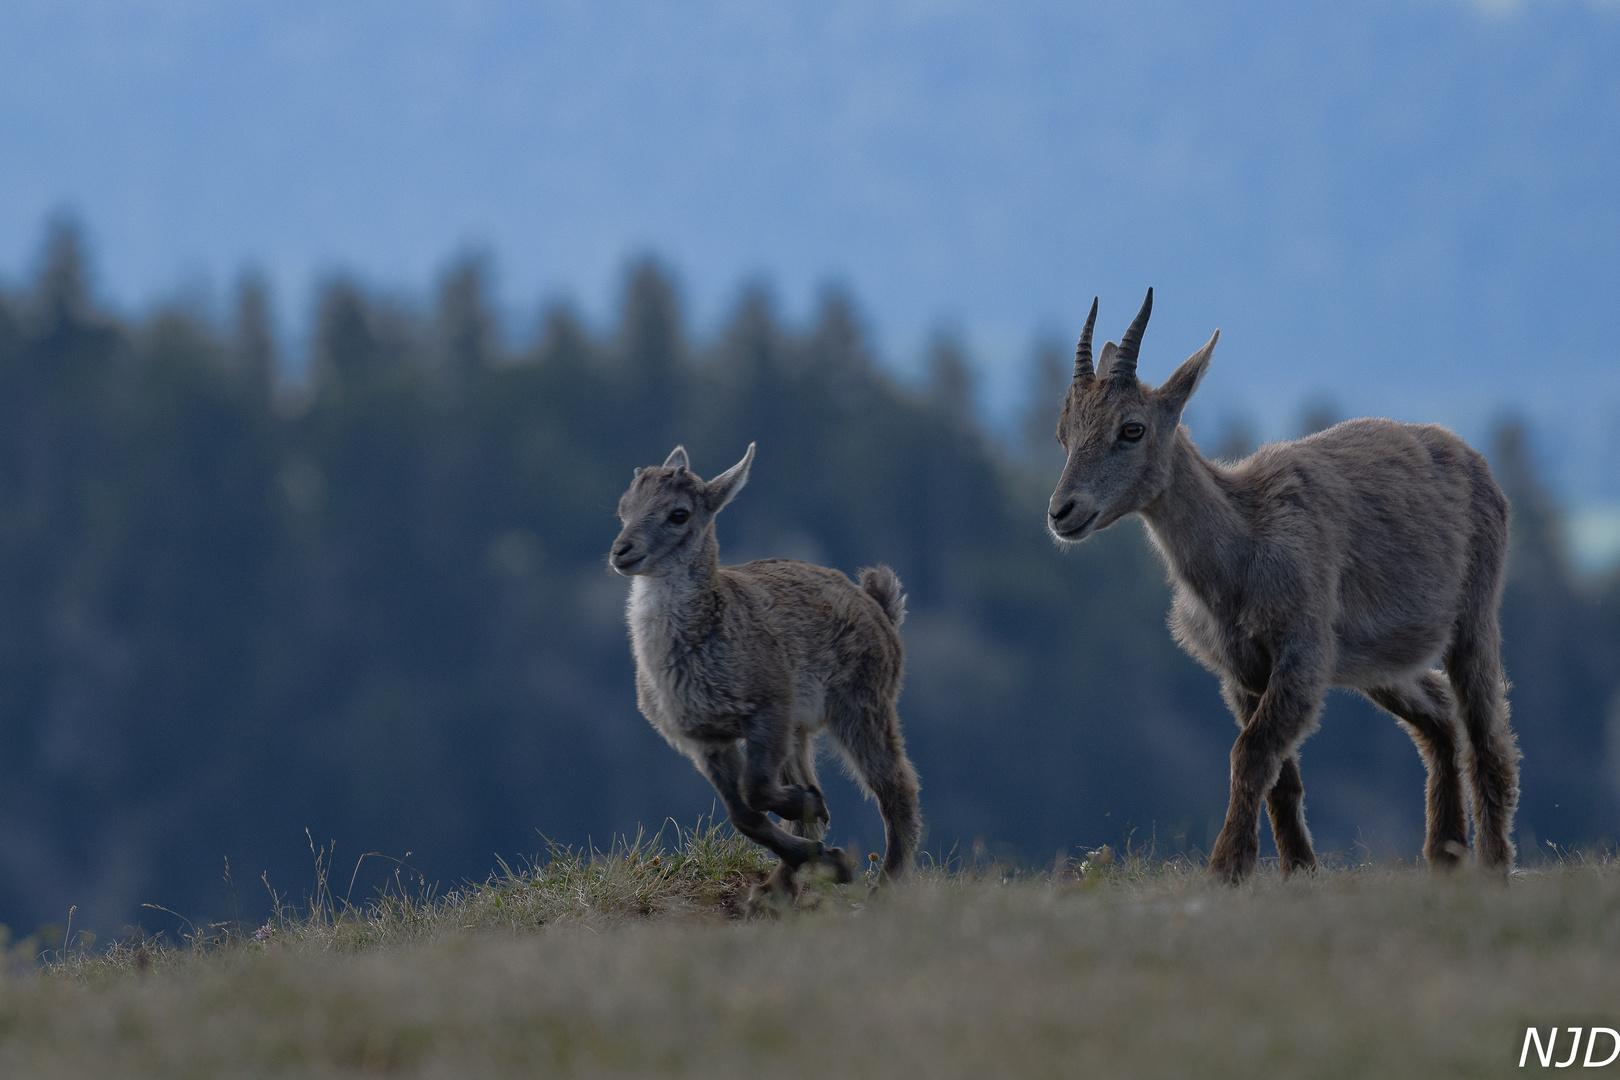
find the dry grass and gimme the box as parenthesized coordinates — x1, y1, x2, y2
(4, 827, 1619, 1078)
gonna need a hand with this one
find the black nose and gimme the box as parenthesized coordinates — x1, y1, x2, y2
(1050, 499, 1075, 522)
(613, 541, 633, 558)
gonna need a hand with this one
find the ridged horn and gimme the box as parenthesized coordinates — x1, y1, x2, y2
(1111, 287, 1153, 382)
(1073, 297, 1099, 380)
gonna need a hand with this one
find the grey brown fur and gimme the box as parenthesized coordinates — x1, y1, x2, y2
(1048, 289, 1519, 884)
(610, 443, 922, 893)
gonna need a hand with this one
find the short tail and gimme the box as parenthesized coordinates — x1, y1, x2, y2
(858, 565, 907, 627)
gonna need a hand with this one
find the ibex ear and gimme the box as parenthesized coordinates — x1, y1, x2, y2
(662, 446, 690, 471)
(705, 442, 755, 513)
(1156, 330, 1219, 418)
(1098, 341, 1120, 378)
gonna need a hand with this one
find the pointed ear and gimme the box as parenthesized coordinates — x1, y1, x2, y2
(662, 446, 690, 471)
(1156, 330, 1219, 417)
(1098, 341, 1119, 378)
(705, 442, 755, 513)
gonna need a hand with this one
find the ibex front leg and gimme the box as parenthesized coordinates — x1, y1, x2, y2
(1222, 676, 1317, 877)
(699, 743, 823, 880)
(741, 706, 851, 886)
(741, 703, 830, 831)
(1208, 645, 1327, 885)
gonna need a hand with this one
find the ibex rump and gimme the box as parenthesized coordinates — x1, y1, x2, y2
(1048, 290, 1519, 884)
(610, 443, 921, 894)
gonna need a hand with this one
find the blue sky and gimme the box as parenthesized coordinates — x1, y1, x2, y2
(2, 1, 1618, 508)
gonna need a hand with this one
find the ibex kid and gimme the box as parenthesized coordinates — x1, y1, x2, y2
(610, 443, 922, 893)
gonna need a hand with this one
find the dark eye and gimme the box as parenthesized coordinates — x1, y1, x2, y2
(668, 508, 690, 524)
(1120, 422, 1145, 443)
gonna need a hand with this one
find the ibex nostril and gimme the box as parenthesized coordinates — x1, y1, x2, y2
(1051, 499, 1075, 522)
(613, 542, 632, 558)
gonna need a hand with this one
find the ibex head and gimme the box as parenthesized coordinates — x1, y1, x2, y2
(610, 443, 755, 575)
(1048, 289, 1219, 543)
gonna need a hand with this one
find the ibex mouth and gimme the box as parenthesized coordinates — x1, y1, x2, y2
(610, 553, 646, 574)
(1052, 509, 1101, 541)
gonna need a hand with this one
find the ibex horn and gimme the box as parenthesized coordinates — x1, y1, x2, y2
(1112, 287, 1153, 382)
(1074, 297, 1099, 380)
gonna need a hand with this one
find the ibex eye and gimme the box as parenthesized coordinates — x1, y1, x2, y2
(668, 508, 690, 524)
(1121, 422, 1145, 442)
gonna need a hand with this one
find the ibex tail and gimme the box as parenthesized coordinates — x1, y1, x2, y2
(858, 565, 907, 627)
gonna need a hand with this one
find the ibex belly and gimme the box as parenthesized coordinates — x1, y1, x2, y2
(1332, 616, 1450, 688)
(1175, 586, 1447, 695)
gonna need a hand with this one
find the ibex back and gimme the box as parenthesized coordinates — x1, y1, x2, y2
(610, 443, 921, 894)
(1048, 290, 1519, 884)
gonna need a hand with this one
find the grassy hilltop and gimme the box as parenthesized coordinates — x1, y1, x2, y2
(4, 825, 1619, 1079)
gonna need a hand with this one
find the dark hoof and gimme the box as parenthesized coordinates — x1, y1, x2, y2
(746, 881, 796, 917)
(805, 788, 831, 829)
(1426, 840, 1467, 871)
(1279, 856, 1318, 880)
(818, 846, 856, 885)
(747, 861, 799, 915)
(763, 859, 798, 895)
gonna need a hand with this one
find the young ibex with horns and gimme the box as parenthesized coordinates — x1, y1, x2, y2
(610, 443, 922, 893)
(1048, 290, 1519, 884)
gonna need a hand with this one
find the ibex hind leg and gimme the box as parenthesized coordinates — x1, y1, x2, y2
(1445, 493, 1519, 874)
(1446, 618, 1520, 873)
(1366, 673, 1469, 869)
(829, 695, 921, 881)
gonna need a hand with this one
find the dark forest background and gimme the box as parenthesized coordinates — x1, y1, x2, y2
(2, 224, 1617, 940)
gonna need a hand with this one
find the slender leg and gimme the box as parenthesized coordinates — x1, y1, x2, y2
(1219, 678, 1261, 729)
(698, 743, 820, 873)
(1447, 490, 1519, 873)
(741, 705, 829, 828)
(733, 706, 851, 887)
(828, 694, 921, 880)
(1366, 672, 1468, 869)
(1223, 677, 1315, 876)
(1208, 644, 1328, 885)
(1446, 627, 1520, 872)
(1266, 756, 1317, 876)
(765, 731, 827, 894)
(777, 730, 827, 842)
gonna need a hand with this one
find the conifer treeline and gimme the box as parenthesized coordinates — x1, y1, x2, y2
(0, 224, 1614, 937)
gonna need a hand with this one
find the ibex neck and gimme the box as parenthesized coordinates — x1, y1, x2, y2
(634, 529, 724, 638)
(1139, 428, 1249, 599)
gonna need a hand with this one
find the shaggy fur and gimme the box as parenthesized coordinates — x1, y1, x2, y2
(610, 443, 922, 893)
(1048, 290, 1519, 884)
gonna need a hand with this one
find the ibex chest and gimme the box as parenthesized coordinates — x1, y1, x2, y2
(627, 576, 751, 747)
(1169, 583, 1274, 694)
